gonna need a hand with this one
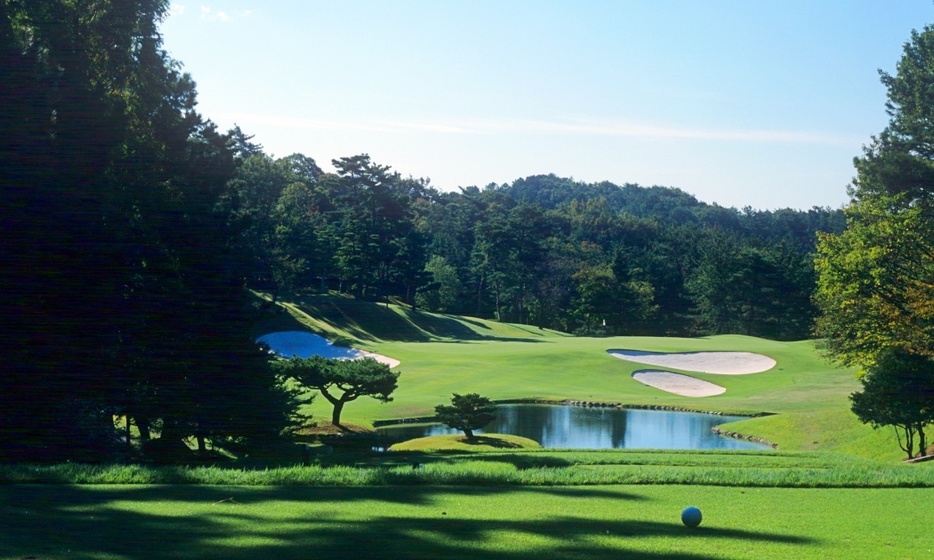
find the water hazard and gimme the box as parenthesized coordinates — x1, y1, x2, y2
(377, 404, 769, 450)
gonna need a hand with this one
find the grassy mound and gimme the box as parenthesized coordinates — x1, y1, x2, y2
(389, 433, 541, 452)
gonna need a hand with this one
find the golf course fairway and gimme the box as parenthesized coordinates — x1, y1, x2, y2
(3, 295, 930, 560)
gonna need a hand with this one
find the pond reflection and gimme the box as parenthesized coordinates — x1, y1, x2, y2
(377, 404, 769, 450)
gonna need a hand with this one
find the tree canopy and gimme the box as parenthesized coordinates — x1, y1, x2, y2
(272, 356, 400, 426)
(815, 25, 934, 367)
(0, 0, 303, 461)
(814, 196, 934, 366)
(434, 393, 497, 439)
(814, 23, 934, 458)
(223, 161, 841, 339)
(850, 349, 934, 459)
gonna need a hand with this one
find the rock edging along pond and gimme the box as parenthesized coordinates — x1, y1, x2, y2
(563, 402, 778, 449)
(711, 426, 778, 449)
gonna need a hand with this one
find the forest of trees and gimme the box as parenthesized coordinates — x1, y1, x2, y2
(0, 1, 307, 461)
(225, 152, 843, 341)
(0, 1, 853, 462)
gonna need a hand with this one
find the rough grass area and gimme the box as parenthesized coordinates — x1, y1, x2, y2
(2, 450, 931, 487)
(388, 433, 541, 452)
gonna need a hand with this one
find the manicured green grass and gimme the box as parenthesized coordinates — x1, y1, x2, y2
(389, 433, 541, 452)
(2, 483, 931, 559)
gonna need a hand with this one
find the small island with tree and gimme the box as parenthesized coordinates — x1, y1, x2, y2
(434, 393, 497, 440)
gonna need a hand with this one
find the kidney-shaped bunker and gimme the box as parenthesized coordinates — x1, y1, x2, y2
(608, 350, 775, 375)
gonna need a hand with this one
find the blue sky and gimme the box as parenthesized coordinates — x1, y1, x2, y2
(161, 1, 933, 210)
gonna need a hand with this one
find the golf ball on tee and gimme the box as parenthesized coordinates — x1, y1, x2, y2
(681, 506, 702, 528)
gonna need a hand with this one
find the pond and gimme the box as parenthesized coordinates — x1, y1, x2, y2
(256, 331, 400, 367)
(377, 404, 769, 450)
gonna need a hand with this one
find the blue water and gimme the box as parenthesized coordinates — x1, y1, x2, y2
(256, 331, 364, 359)
(378, 404, 769, 450)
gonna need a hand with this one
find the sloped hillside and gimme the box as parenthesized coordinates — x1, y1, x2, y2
(252, 291, 571, 344)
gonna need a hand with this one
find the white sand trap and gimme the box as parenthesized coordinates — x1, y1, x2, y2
(607, 349, 775, 375)
(257, 331, 400, 368)
(632, 370, 726, 397)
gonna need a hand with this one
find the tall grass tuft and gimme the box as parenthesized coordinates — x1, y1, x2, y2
(3, 450, 932, 488)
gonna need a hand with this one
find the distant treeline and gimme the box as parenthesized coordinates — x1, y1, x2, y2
(226, 150, 843, 340)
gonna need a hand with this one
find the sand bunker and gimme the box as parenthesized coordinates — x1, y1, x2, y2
(632, 370, 726, 397)
(607, 350, 775, 375)
(256, 331, 400, 368)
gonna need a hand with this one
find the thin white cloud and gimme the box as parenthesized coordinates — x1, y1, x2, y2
(199, 5, 246, 23)
(374, 120, 481, 134)
(219, 112, 857, 145)
(223, 113, 399, 133)
(437, 117, 858, 145)
(167, 3, 186, 17)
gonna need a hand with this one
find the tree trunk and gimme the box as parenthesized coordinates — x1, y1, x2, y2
(476, 274, 484, 317)
(493, 279, 502, 321)
(896, 424, 915, 459)
(331, 400, 345, 426)
(463, 428, 474, 439)
(745, 298, 755, 336)
(916, 422, 927, 458)
(135, 416, 151, 441)
(356, 269, 365, 298)
(515, 288, 525, 324)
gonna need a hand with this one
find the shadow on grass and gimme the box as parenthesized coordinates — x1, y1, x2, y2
(249, 306, 314, 339)
(281, 294, 462, 342)
(455, 316, 492, 330)
(0, 485, 817, 560)
(282, 294, 550, 343)
(461, 435, 525, 449)
(371, 451, 576, 470)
